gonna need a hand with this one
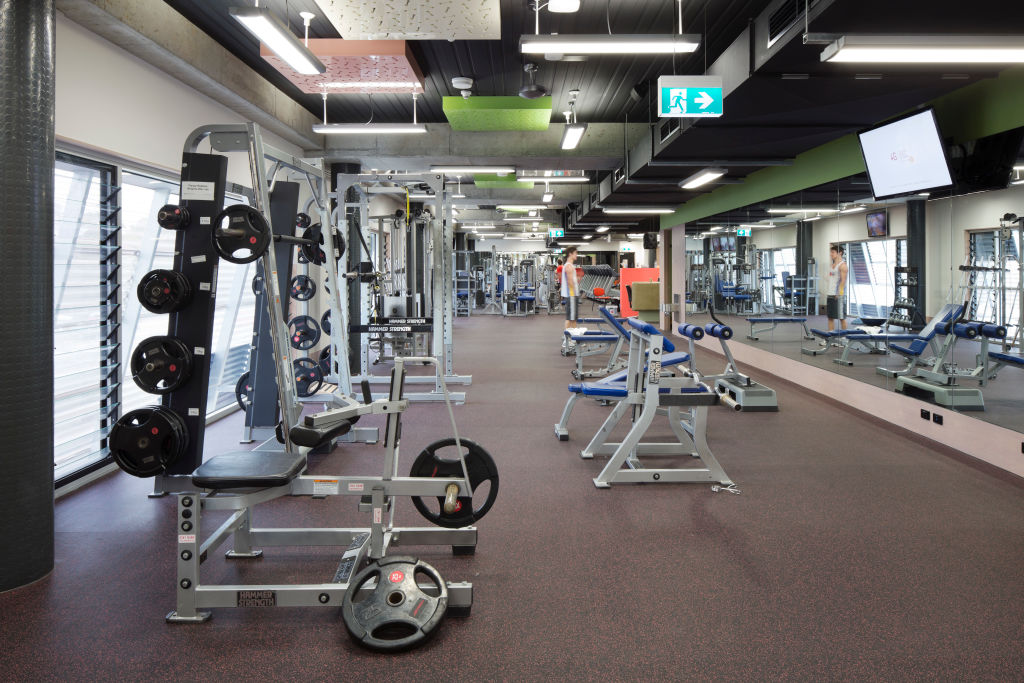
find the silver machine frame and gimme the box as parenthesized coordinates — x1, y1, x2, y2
(336, 173, 471, 403)
(577, 320, 738, 491)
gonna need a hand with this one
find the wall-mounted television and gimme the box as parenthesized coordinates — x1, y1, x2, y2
(866, 210, 888, 238)
(709, 235, 736, 252)
(858, 108, 954, 201)
(710, 236, 721, 251)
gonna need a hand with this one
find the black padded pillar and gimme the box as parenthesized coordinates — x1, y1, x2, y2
(795, 220, 814, 281)
(0, 0, 55, 591)
(906, 199, 927, 315)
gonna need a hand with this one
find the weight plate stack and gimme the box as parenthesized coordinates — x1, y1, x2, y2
(137, 269, 193, 314)
(130, 336, 194, 394)
(108, 406, 189, 477)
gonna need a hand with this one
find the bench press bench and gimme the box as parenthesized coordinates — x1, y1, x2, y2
(746, 317, 813, 341)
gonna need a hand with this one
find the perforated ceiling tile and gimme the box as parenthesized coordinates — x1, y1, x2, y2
(314, 0, 501, 40)
(443, 97, 553, 131)
(261, 39, 424, 94)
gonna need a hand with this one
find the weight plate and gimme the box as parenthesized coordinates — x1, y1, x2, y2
(288, 315, 321, 351)
(252, 275, 265, 296)
(130, 336, 194, 394)
(137, 269, 192, 314)
(321, 310, 331, 335)
(156, 204, 190, 230)
(289, 274, 317, 301)
(342, 556, 448, 653)
(235, 371, 252, 412)
(212, 205, 271, 264)
(318, 346, 331, 377)
(409, 438, 499, 529)
(295, 212, 312, 230)
(301, 224, 345, 266)
(108, 406, 189, 477)
(293, 357, 324, 397)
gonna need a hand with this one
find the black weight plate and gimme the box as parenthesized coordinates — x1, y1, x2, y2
(252, 275, 265, 296)
(409, 438, 499, 529)
(212, 205, 271, 264)
(108, 406, 189, 477)
(137, 269, 192, 314)
(295, 212, 312, 230)
(293, 357, 323, 397)
(318, 346, 331, 377)
(321, 310, 331, 334)
(156, 204, 190, 230)
(289, 274, 317, 301)
(342, 556, 448, 653)
(288, 315, 321, 351)
(301, 224, 345, 266)
(235, 371, 252, 412)
(130, 336, 193, 394)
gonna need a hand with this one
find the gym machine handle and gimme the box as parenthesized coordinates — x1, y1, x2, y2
(360, 379, 373, 405)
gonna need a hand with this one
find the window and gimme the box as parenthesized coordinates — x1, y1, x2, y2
(968, 230, 1021, 342)
(844, 238, 904, 319)
(53, 154, 119, 483)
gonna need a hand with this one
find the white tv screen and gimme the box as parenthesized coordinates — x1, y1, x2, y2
(858, 109, 953, 200)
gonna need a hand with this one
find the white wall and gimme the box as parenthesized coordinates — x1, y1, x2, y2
(56, 13, 304, 183)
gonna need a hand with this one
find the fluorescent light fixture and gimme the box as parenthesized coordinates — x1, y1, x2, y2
(839, 207, 866, 214)
(561, 123, 588, 150)
(595, 226, 610, 233)
(582, 234, 593, 239)
(521, 34, 701, 55)
(229, 6, 326, 75)
(469, 225, 499, 230)
(532, 222, 540, 228)
(548, 0, 581, 12)
(803, 215, 824, 222)
(709, 227, 724, 232)
(452, 193, 467, 199)
(821, 35, 1024, 64)
(528, 210, 538, 217)
(431, 166, 516, 174)
(498, 204, 548, 210)
(766, 207, 839, 214)
(542, 192, 554, 202)
(738, 223, 775, 228)
(917, 192, 931, 197)
(313, 123, 427, 134)
(626, 233, 644, 239)
(408, 193, 435, 200)
(1012, 179, 1024, 185)
(679, 167, 727, 190)
(558, 240, 587, 245)
(518, 175, 591, 183)
(603, 207, 676, 215)
(323, 81, 422, 90)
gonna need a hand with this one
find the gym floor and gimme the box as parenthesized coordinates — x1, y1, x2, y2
(3, 313, 1023, 680)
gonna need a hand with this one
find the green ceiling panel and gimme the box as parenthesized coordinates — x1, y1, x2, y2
(474, 174, 535, 189)
(443, 96, 553, 131)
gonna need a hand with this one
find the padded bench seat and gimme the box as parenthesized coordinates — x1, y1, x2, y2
(578, 383, 709, 399)
(517, 295, 535, 302)
(192, 451, 305, 490)
(989, 351, 1024, 367)
(567, 350, 691, 393)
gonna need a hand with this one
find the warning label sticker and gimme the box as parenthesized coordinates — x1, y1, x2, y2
(313, 479, 339, 495)
(347, 482, 364, 492)
(178, 534, 196, 544)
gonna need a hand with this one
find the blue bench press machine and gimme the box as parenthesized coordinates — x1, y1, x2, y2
(562, 307, 632, 379)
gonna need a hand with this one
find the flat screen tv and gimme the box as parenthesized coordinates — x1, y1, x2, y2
(866, 210, 888, 238)
(858, 108, 954, 201)
(723, 236, 737, 251)
(710, 236, 721, 251)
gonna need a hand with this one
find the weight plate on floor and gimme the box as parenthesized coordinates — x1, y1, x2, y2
(342, 556, 448, 653)
(289, 274, 317, 301)
(409, 438, 499, 529)
(212, 205, 271, 264)
(137, 269, 192, 314)
(130, 336, 194, 394)
(288, 315, 321, 350)
(321, 310, 331, 335)
(293, 357, 323, 397)
(108, 406, 189, 477)
(235, 371, 252, 412)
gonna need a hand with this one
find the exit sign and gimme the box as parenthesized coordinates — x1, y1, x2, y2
(548, 228, 564, 238)
(657, 76, 723, 118)
(736, 228, 751, 237)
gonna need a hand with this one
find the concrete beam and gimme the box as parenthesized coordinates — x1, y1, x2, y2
(56, 0, 321, 150)
(323, 123, 648, 171)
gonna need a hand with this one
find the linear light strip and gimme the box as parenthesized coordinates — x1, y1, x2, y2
(521, 34, 701, 55)
(821, 35, 1024, 64)
(230, 7, 325, 75)
(312, 123, 427, 135)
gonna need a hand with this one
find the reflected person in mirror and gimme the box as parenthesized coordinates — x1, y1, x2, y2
(826, 244, 848, 332)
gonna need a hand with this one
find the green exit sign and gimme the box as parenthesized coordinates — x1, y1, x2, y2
(548, 229, 564, 238)
(736, 228, 751, 237)
(657, 76, 724, 118)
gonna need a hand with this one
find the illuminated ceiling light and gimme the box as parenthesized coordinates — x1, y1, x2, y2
(803, 215, 824, 222)
(322, 81, 423, 90)
(766, 207, 839, 214)
(314, 91, 425, 135)
(431, 166, 516, 174)
(738, 223, 775, 228)
(595, 226, 610, 233)
(542, 192, 554, 202)
(679, 167, 727, 190)
(408, 193, 435, 200)
(603, 207, 676, 215)
(548, 0, 581, 12)
(229, 6, 326, 75)
(709, 226, 724, 232)
(820, 35, 1024, 64)
(626, 233, 644, 239)
(518, 175, 591, 183)
(499, 204, 548, 210)
(582, 234, 593, 239)
(839, 206, 866, 214)
(561, 123, 588, 150)
(521, 34, 701, 56)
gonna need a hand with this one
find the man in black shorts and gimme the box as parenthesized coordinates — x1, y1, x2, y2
(561, 246, 579, 349)
(826, 244, 848, 332)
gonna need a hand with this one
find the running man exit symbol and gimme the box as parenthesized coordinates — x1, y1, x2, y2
(657, 76, 723, 118)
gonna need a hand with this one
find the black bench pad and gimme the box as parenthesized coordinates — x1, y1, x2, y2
(192, 451, 306, 490)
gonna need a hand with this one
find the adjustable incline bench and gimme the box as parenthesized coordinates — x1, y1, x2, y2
(746, 316, 813, 341)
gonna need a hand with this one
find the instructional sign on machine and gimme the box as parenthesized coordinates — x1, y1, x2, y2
(657, 76, 723, 118)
